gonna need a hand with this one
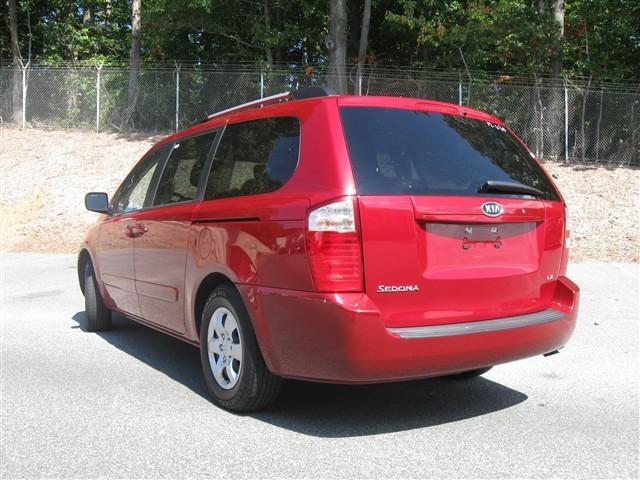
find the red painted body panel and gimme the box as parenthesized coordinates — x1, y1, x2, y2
(132, 201, 199, 333)
(357, 196, 566, 328)
(80, 93, 578, 382)
(96, 212, 140, 316)
(238, 276, 578, 382)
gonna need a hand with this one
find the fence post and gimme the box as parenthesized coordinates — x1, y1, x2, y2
(259, 70, 264, 99)
(96, 64, 102, 133)
(458, 72, 463, 106)
(564, 80, 569, 163)
(175, 64, 180, 132)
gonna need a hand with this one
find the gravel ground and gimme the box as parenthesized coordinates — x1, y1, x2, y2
(1, 254, 638, 478)
(1, 126, 638, 261)
(544, 161, 640, 262)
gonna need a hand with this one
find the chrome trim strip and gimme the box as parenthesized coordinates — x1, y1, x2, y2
(387, 308, 566, 339)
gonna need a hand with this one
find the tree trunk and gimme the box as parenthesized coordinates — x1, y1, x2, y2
(8, 0, 22, 124)
(327, 0, 348, 94)
(580, 77, 592, 161)
(263, 0, 273, 68)
(124, 0, 141, 129)
(551, 0, 565, 159)
(550, 0, 564, 77)
(539, 0, 565, 159)
(355, 0, 371, 95)
(274, 4, 284, 64)
(595, 87, 604, 162)
(83, 3, 92, 26)
(8, 0, 19, 59)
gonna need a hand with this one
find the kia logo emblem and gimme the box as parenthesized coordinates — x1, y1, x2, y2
(481, 202, 504, 217)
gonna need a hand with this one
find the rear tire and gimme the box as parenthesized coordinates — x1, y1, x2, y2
(83, 263, 112, 332)
(199, 285, 281, 412)
(448, 366, 493, 379)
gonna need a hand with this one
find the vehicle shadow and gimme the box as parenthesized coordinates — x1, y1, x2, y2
(257, 377, 527, 438)
(72, 311, 209, 398)
(72, 311, 528, 438)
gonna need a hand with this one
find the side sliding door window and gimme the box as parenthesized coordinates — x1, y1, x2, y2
(153, 131, 218, 206)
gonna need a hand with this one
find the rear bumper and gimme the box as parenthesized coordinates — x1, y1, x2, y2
(239, 276, 579, 383)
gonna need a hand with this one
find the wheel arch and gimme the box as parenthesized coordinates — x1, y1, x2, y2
(193, 272, 236, 337)
(190, 270, 279, 375)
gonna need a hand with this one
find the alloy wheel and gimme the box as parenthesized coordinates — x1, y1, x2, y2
(206, 307, 243, 390)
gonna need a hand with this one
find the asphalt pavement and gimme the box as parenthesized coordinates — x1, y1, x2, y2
(1, 253, 638, 479)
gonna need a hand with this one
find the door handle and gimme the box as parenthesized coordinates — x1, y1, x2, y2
(125, 223, 148, 238)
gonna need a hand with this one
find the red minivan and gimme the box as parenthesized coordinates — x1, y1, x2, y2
(80, 87, 579, 411)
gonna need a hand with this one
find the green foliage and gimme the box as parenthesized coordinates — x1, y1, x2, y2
(370, 0, 569, 74)
(0, 0, 637, 78)
(565, 0, 640, 78)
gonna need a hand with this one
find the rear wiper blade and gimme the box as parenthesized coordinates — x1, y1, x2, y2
(478, 180, 544, 197)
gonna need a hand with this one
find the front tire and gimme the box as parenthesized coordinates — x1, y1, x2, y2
(199, 285, 281, 412)
(83, 263, 112, 332)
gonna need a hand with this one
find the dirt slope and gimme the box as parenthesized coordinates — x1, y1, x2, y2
(1, 126, 638, 262)
(1, 127, 163, 253)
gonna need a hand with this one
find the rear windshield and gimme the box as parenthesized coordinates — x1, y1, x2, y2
(340, 107, 559, 200)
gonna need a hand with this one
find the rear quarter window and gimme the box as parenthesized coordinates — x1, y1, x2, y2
(340, 107, 559, 201)
(204, 117, 300, 200)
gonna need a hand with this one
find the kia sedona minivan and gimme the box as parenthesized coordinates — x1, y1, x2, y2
(79, 87, 579, 411)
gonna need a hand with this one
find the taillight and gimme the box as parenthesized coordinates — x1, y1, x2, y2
(306, 197, 363, 292)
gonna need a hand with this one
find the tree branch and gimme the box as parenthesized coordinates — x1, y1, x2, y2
(214, 30, 263, 51)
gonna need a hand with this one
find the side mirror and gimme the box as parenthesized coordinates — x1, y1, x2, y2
(85, 192, 110, 214)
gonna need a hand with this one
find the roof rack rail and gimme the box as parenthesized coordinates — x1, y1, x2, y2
(198, 86, 337, 125)
(207, 91, 291, 120)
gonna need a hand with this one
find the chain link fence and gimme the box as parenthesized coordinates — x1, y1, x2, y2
(1, 65, 638, 164)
